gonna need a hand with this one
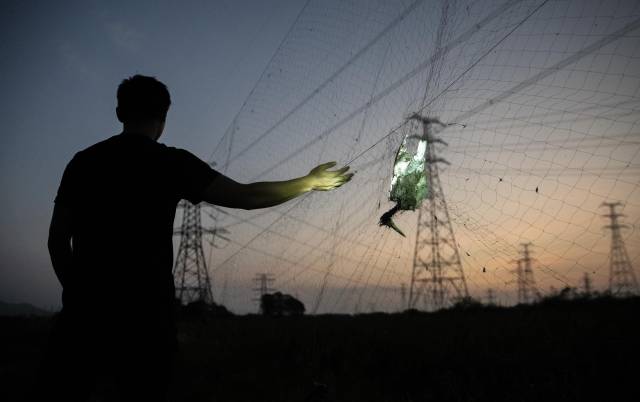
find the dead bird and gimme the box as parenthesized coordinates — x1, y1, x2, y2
(380, 114, 454, 238)
(379, 204, 405, 237)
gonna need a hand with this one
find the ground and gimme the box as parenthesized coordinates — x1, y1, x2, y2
(1, 297, 638, 402)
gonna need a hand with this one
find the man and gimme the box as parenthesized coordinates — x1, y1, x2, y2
(42, 75, 352, 401)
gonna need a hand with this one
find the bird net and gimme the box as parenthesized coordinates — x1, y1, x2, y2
(203, 0, 640, 314)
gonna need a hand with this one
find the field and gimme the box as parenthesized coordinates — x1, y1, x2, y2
(2, 297, 639, 402)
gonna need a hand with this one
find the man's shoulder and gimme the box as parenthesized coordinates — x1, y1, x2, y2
(68, 134, 198, 168)
(73, 134, 122, 158)
(75, 134, 173, 159)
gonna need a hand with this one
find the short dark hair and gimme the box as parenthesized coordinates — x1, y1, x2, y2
(117, 75, 171, 122)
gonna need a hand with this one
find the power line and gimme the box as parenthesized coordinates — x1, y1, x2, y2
(228, 0, 525, 180)
(208, 0, 313, 164)
(348, 5, 640, 172)
(198, 0, 640, 313)
(220, 0, 430, 171)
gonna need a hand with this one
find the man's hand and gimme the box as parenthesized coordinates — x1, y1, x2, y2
(307, 161, 353, 191)
(203, 161, 354, 210)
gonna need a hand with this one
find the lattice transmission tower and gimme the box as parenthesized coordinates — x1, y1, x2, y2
(409, 115, 468, 311)
(486, 289, 497, 305)
(514, 243, 539, 304)
(582, 272, 592, 296)
(253, 273, 275, 312)
(601, 202, 638, 296)
(173, 201, 215, 305)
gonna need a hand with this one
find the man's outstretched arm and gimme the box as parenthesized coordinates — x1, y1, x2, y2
(48, 203, 74, 288)
(202, 162, 353, 210)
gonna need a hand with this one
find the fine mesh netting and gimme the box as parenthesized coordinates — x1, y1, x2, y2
(202, 0, 640, 313)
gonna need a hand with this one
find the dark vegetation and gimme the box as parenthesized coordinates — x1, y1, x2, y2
(0, 301, 52, 317)
(260, 292, 306, 316)
(1, 296, 638, 402)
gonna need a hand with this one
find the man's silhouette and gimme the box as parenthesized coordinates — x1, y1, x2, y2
(41, 75, 352, 401)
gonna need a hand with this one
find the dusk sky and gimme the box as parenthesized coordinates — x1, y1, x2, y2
(0, 0, 305, 309)
(2, 0, 639, 314)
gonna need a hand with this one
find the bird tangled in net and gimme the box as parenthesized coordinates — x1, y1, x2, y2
(379, 116, 450, 237)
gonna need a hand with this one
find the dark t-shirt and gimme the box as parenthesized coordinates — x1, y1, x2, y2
(54, 133, 220, 323)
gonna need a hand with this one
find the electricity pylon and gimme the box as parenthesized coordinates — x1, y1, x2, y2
(253, 273, 275, 312)
(486, 288, 497, 305)
(515, 243, 539, 304)
(409, 115, 468, 311)
(601, 202, 638, 296)
(173, 200, 227, 305)
(582, 272, 592, 296)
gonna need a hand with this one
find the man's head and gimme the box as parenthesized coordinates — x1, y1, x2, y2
(116, 75, 171, 140)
